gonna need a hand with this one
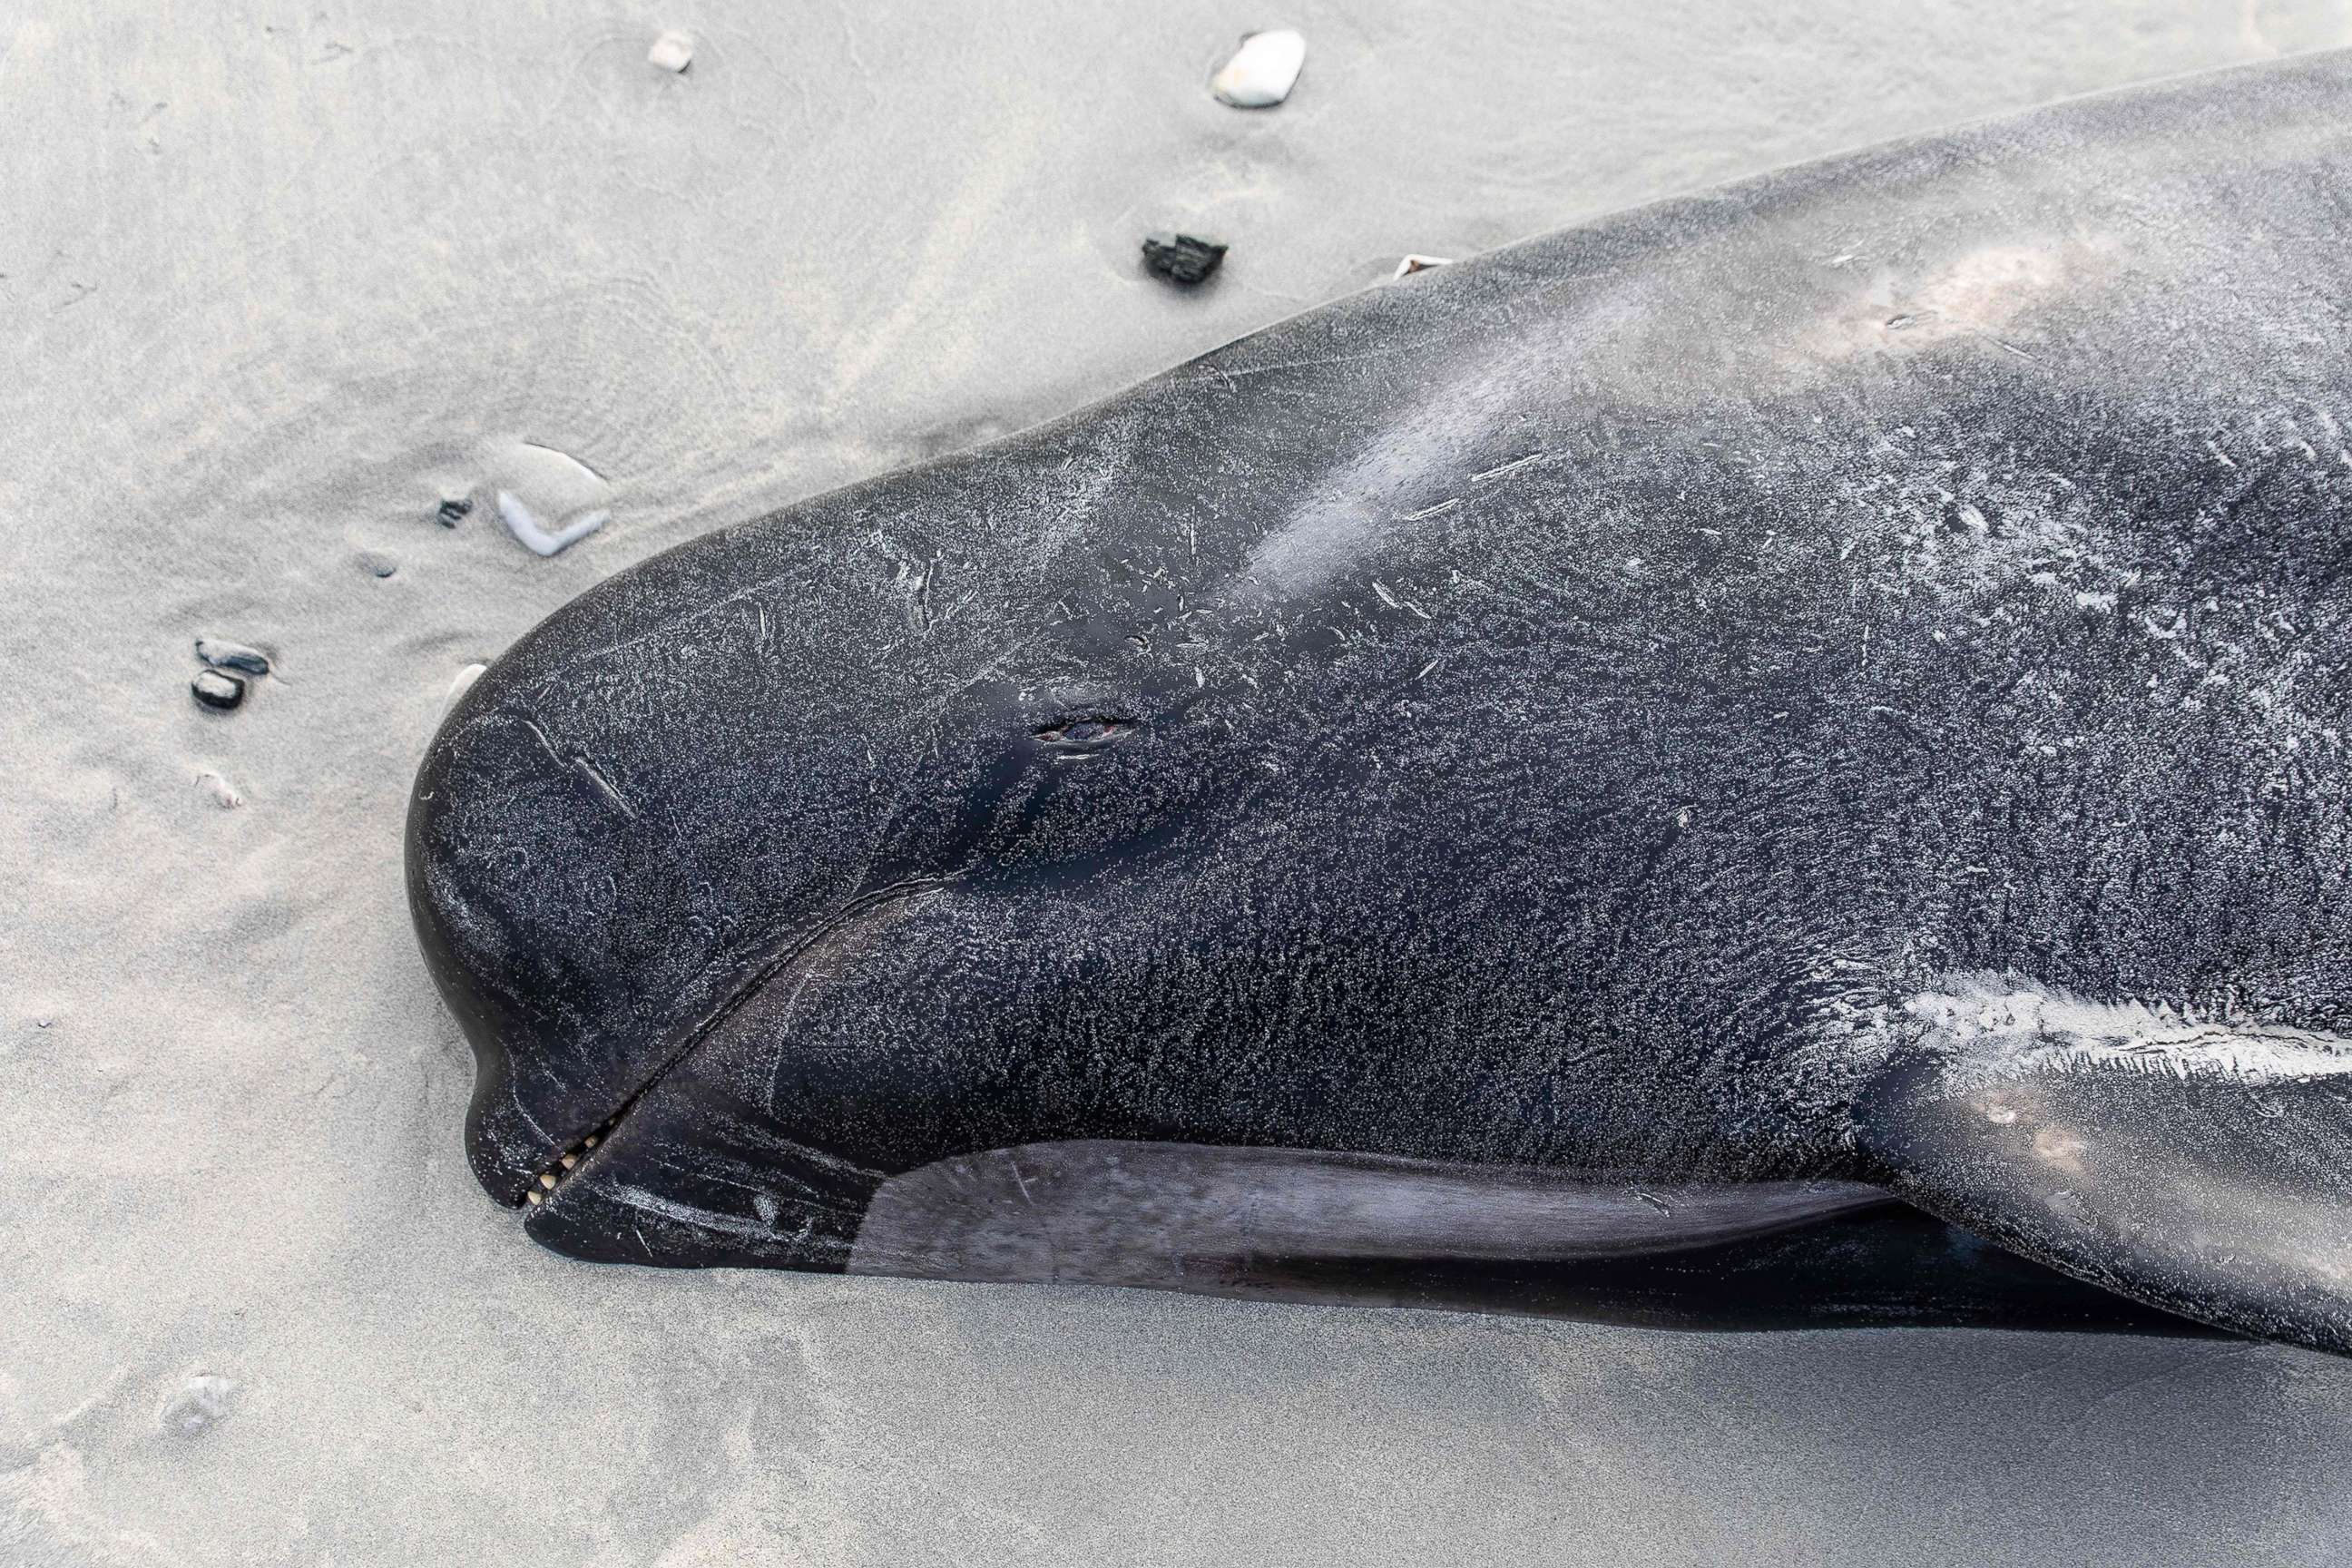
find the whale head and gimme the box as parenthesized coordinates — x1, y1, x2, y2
(406, 408, 1318, 1232)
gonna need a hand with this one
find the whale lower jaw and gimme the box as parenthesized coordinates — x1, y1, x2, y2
(848, 1141, 1888, 1290)
(497, 879, 961, 1211)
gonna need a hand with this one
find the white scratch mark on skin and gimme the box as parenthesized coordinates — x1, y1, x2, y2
(603, 1183, 787, 1240)
(1400, 498, 1460, 521)
(518, 717, 564, 769)
(779, 965, 826, 1032)
(1471, 452, 1545, 485)
(572, 756, 639, 822)
(508, 1086, 552, 1146)
(519, 715, 637, 821)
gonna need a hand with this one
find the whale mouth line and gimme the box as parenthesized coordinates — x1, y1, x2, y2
(511, 876, 959, 1211)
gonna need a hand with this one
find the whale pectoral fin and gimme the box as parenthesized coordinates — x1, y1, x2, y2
(1855, 985, 2352, 1355)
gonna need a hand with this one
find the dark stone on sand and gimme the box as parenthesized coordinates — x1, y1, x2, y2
(1141, 232, 1227, 286)
(437, 496, 474, 527)
(191, 669, 246, 710)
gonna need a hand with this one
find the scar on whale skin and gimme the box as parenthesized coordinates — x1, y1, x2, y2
(1908, 976, 2352, 1092)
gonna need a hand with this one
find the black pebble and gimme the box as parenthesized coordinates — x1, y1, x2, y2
(1142, 233, 1227, 286)
(192, 669, 246, 711)
(437, 496, 473, 527)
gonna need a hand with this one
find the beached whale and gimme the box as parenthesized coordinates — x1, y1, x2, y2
(408, 52, 2352, 1351)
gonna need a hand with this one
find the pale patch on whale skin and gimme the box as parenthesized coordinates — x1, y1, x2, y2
(1905, 975, 2352, 1089)
(1863, 975, 2352, 1345)
(1794, 236, 2122, 370)
(1230, 269, 1667, 598)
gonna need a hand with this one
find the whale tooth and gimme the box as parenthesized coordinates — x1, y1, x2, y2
(584, 1133, 601, 1149)
(560, 1154, 578, 1170)
(539, 1171, 558, 1189)
(524, 1191, 544, 1207)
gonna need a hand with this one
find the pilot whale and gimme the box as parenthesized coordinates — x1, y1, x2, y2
(408, 52, 2352, 1351)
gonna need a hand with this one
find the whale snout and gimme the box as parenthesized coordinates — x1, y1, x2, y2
(406, 475, 1021, 1205)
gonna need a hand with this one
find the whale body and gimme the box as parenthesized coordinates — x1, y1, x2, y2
(409, 53, 2352, 1352)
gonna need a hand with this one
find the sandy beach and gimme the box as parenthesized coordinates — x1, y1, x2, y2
(9, 2, 2352, 1562)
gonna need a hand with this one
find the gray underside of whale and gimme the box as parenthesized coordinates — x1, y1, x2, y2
(849, 1142, 1889, 1286)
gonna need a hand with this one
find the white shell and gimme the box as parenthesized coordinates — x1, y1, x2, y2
(1210, 29, 1304, 109)
(647, 31, 693, 74)
(485, 439, 611, 556)
(1391, 254, 1452, 280)
(496, 491, 608, 557)
(442, 663, 488, 717)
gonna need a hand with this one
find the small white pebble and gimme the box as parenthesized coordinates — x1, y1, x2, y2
(442, 662, 487, 717)
(158, 1374, 237, 1437)
(194, 768, 244, 809)
(1210, 29, 1305, 108)
(648, 30, 693, 73)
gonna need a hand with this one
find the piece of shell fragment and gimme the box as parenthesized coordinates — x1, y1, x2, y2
(1210, 29, 1304, 109)
(1392, 254, 1453, 280)
(648, 31, 693, 73)
(196, 637, 270, 675)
